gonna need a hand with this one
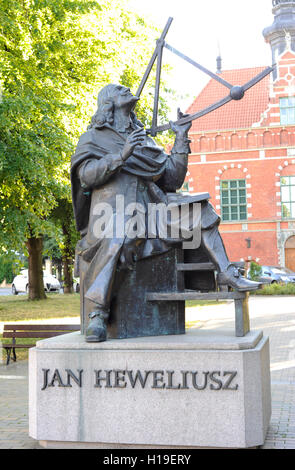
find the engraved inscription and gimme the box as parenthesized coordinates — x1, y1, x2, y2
(41, 369, 83, 390)
(41, 368, 239, 391)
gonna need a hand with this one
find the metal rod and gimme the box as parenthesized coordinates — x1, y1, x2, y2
(164, 42, 233, 90)
(146, 65, 274, 135)
(147, 94, 232, 134)
(136, 17, 173, 98)
(242, 65, 275, 92)
(151, 41, 164, 136)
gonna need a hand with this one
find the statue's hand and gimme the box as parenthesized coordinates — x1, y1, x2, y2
(170, 108, 192, 135)
(122, 128, 146, 161)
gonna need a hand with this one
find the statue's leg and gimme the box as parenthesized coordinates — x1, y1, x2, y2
(185, 200, 229, 273)
(197, 203, 260, 292)
(82, 238, 123, 342)
(201, 226, 229, 273)
(200, 226, 260, 291)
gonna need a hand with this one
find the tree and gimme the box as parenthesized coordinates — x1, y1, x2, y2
(50, 198, 80, 293)
(0, 0, 173, 299)
(43, 234, 63, 280)
(0, 251, 24, 284)
(0, 257, 14, 284)
(248, 261, 262, 281)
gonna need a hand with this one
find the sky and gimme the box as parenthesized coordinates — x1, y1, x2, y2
(129, 0, 275, 112)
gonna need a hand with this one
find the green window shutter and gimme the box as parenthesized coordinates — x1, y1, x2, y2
(281, 176, 295, 220)
(221, 179, 248, 222)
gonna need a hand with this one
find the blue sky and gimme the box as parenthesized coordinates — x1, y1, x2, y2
(129, 0, 275, 111)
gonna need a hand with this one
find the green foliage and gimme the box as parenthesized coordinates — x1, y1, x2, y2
(248, 261, 262, 281)
(0, 251, 26, 283)
(0, 0, 174, 252)
(43, 234, 62, 262)
(50, 198, 79, 259)
(0, 256, 14, 283)
(251, 282, 295, 296)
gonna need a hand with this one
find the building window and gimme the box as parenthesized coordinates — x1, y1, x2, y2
(220, 179, 247, 221)
(281, 176, 295, 219)
(280, 97, 295, 125)
(180, 181, 189, 193)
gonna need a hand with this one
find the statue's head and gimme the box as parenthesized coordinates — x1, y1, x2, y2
(88, 84, 142, 129)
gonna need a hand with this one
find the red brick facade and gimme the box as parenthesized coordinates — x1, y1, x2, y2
(185, 49, 295, 270)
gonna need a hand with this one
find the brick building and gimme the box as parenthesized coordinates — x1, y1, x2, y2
(184, 0, 295, 271)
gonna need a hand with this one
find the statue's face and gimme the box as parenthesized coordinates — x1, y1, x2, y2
(112, 85, 139, 109)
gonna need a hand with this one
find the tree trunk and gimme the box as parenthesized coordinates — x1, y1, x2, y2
(63, 255, 73, 294)
(57, 261, 62, 283)
(26, 237, 46, 300)
(61, 221, 74, 294)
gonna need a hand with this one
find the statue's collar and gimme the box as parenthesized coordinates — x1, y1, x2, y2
(94, 122, 136, 136)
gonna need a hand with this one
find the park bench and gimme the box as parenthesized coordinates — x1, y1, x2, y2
(146, 260, 250, 338)
(2, 324, 80, 365)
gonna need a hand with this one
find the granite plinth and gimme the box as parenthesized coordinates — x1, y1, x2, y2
(29, 328, 271, 449)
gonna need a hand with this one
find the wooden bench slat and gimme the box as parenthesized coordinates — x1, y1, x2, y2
(176, 263, 216, 271)
(3, 344, 36, 348)
(3, 331, 79, 339)
(146, 291, 246, 301)
(3, 324, 80, 331)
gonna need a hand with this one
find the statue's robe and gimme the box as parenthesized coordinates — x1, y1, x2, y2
(71, 123, 219, 310)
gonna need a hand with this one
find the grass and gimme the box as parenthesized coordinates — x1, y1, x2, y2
(0, 293, 80, 323)
(0, 293, 80, 363)
(0, 293, 223, 324)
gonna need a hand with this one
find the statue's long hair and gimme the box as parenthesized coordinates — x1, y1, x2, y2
(88, 84, 144, 130)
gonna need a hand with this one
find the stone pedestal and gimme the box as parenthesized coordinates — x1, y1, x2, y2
(29, 328, 271, 449)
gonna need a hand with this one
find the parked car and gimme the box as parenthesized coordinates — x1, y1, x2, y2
(73, 278, 80, 293)
(276, 267, 295, 283)
(12, 270, 61, 295)
(254, 266, 295, 284)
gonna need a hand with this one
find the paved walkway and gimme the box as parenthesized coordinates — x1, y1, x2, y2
(1, 296, 295, 449)
(187, 295, 295, 449)
(0, 361, 41, 449)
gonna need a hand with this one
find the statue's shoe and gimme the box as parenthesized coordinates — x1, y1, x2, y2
(86, 312, 107, 343)
(217, 264, 261, 292)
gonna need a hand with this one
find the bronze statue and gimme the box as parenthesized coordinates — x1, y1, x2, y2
(71, 84, 260, 343)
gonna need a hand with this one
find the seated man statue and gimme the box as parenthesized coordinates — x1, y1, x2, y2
(71, 84, 259, 343)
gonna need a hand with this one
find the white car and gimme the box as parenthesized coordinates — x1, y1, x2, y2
(73, 278, 80, 293)
(12, 270, 61, 295)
